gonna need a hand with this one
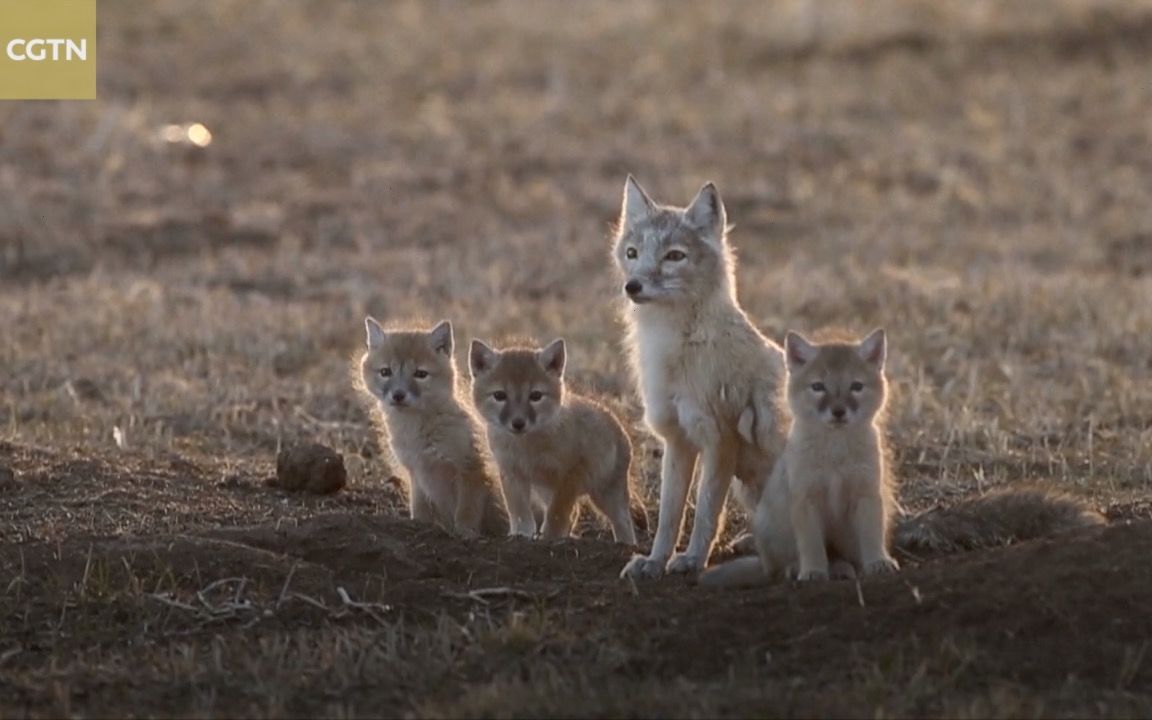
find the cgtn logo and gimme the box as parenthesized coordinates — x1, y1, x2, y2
(6, 38, 87, 62)
(0, 0, 96, 99)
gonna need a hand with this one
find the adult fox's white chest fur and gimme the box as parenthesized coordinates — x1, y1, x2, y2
(614, 176, 786, 579)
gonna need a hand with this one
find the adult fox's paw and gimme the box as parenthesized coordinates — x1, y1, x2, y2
(665, 552, 704, 576)
(620, 554, 666, 580)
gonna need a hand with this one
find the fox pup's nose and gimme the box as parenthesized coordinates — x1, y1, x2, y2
(510, 418, 526, 432)
(391, 390, 407, 403)
(624, 280, 643, 296)
(831, 406, 847, 420)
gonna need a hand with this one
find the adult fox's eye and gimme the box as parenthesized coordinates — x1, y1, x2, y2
(379, 368, 392, 378)
(664, 250, 686, 262)
(625, 247, 638, 259)
(529, 391, 543, 402)
(414, 369, 429, 380)
(850, 382, 864, 392)
(810, 382, 826, 393)
(493, 391, 508, 402)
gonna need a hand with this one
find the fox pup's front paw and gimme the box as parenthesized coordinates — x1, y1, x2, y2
(798, 569, 829, 582)
(620, 554, 666, 580)
(864, 557, 899, 577)
(665, 552, 704, 576)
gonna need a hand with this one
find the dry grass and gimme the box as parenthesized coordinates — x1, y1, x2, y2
(3, 0, 1152, 716)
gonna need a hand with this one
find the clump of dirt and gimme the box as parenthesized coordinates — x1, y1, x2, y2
(270, 443, 347, 495)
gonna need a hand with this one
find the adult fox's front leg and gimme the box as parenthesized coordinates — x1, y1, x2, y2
(620, 431, 697, 580)
(667, 438, 737, 575)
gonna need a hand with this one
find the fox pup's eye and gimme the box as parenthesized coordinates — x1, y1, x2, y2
(529, 391, 544, 402)
(379, 367, 392, 378)
(414, 369, 430, 380)
(493, 391, 508, 402)
(625, 247, 638, 259)
(850, 382, 864, 392)
(664, 250, 687, 262)
(810, 382, 826, 393)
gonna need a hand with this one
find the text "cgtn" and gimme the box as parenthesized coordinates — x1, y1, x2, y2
(6, 38, 87, 62)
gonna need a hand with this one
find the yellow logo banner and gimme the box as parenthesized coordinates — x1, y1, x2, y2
(0, 0, 96, 100)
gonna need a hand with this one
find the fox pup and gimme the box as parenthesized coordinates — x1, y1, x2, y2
(470, 338, 645, 543)
(614, 176, 786, 579)
(701, 328, 898, 586)
(359, 317, 508, 538)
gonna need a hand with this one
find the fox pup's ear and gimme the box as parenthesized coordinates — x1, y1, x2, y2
(784, 331, 816, 368)
(858, 328, 886, 369)
(537, 339, 566, 377)
(622, 175, 655, 228)
(469, 339, 498, 377)
(365, 316, 386, 349)
(684, 182, 727, 245)
(428, 320, 454, 356)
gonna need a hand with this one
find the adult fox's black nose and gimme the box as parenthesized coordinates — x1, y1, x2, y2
(624, 280, 643, 296)
(510, 418, 526, 432)
(391, 390, 407, 403)
(831, 406, 846, 420)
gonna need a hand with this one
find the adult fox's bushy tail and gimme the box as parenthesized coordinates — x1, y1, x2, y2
(697, 556, 766, 588)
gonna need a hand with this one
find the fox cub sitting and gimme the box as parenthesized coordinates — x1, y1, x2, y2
(359, 317, 508, 538)
(701, 328, 898, 586)
(470, 338, 646, 544)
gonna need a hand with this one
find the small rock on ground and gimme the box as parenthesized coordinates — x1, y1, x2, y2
(270, 443, 347, 495)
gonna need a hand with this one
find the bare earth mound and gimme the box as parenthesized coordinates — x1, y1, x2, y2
(2, 500, 1150, 717)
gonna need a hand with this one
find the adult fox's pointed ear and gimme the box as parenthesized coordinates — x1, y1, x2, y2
(469, 339, 498, 377)
(621, 175, 655, 229)
(428, 320, 453, 356)
(784, 331, 816, 369)
(365, 316, 386, 349)
(684, 181, 727, 246)
(537, 338, 566, 377)
(858, 328, 887, 369)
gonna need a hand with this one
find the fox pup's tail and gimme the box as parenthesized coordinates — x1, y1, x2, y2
(698, 556, 769, 588)
(893, 487, 1106, 555)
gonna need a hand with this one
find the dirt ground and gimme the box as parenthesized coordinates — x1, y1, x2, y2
(3, 1, 1152, 717)
(2, 436, 1152, 718)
